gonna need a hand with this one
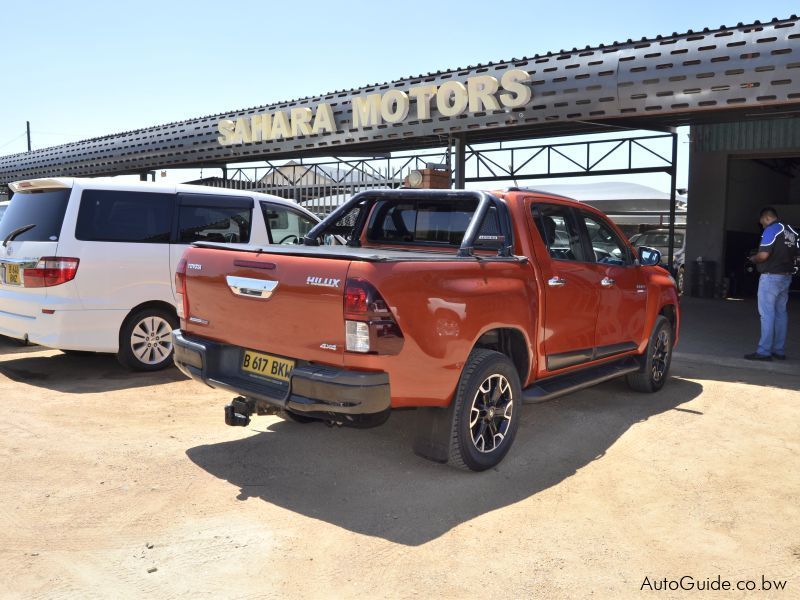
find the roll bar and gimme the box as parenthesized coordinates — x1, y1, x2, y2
(302, 189, 514, 258)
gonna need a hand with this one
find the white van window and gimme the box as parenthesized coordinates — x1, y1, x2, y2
(178, 205, 252, 243)
(76, 190, 174, 243)
(261, 202, 315, 245)
(0, 189, 70, 242)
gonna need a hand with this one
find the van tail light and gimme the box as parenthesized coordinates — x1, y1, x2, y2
(344, 278, 403, 354)
(175, 258, 189, 320)
(23, 257, 79, 288)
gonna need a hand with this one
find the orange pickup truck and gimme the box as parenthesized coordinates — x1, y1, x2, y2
(173, 189, 679, 471)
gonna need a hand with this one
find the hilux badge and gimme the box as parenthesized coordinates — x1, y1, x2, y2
(306, 276, 340, 288)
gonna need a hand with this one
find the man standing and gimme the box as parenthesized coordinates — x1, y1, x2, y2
(745, 207, 798, 361)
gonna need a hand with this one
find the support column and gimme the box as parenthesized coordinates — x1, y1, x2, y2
(667, 132, 678, 271)
(452, 134, 466, 189)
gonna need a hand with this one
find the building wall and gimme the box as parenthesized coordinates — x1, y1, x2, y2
(686, 151, 728, 270)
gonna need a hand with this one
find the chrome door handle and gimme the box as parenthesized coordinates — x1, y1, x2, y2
(226, 275, 279, 299)
(548, 276, 566, 287)
(601, 277, 615, 287)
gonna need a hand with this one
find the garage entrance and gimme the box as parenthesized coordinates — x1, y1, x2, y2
(686, 119, 800, 298)
(725, 156, 800, 297)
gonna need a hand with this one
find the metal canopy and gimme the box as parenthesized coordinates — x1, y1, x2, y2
(2, 16, 800, 184)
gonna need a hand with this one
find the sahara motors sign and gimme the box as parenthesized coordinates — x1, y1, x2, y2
(216, 70, 532, 146)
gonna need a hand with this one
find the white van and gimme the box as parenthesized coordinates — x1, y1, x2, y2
(0, 178, 320, 370)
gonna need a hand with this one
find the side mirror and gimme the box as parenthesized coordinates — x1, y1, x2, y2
(638, 246, 662, 266)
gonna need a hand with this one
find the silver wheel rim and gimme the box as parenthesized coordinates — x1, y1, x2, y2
(469, 374, 514, 454)
(130, 316, 173, 365)
(652, 329, 670, 382)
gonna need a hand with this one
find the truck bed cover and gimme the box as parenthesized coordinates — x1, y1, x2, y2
(192, 242, 526, 263)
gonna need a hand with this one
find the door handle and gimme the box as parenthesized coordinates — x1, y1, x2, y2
(548, 276, 566, 287)
(601, 277, 615, 287)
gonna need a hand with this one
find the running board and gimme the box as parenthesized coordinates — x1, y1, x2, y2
(522, 357, 640, 403)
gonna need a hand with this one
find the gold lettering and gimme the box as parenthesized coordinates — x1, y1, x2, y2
(261, 113, 273, 140)
(352, 94, 382, 128)
(291, 107, 313, 137)
(250, 115, 263, 142)
(217, 119, 236, 145)
(409, 85, 438, 120)
(499, 69, 532, 108)
(233, 117, 252, 144)
(312, 104, 335, 135)
(467, 75, 500, 112)
(271, 111, 291, 139)
(436, 81, 469, 117)
(380, 90, 410, 123)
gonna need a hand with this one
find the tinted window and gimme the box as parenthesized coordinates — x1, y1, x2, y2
(531, 204, 586, 262)
(76, 190, 174, 243)
(581, 213, 630, 266)
(0, 189, 70, 242)
(368, 198, 498, 247)
(261, 202, 316, 245)
(178, 204, 252, 243)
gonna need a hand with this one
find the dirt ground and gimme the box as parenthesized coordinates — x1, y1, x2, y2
(0, 336, 798, 599)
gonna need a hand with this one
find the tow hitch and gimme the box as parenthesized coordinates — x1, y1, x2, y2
(224, 396, 254, 427)
(224, 396, 284, 426)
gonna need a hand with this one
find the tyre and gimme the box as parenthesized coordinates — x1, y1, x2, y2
(117, 307, 178, 371)
(626, 315, 673, 393)
(677, 266, 685, 296)
(447, 349, 521, 472)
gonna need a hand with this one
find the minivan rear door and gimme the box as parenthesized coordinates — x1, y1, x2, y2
(0, 184, 71, 324)
(63, 188, 175, 311)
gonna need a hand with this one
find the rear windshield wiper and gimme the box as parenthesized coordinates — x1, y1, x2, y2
(3, 224, 36, 247)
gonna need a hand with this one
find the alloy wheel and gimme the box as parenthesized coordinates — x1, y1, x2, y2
(469, 374, 514, 453)
(130, 316, 173, 365)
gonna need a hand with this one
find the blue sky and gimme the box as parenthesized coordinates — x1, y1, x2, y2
(2, 0, 798, 191)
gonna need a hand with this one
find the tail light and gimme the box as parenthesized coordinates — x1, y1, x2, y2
(344, 278, 403, 354)
(23, 257, 79, 288)
(175, 258, 189, 319)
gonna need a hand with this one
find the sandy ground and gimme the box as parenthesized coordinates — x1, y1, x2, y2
(0, 336, 798, 599)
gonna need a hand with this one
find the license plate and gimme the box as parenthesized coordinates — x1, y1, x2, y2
(241, 349, 294, 382)
(5, 264, 21, 285)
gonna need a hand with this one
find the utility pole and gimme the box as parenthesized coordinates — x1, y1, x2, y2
(26, 121, 31, 152)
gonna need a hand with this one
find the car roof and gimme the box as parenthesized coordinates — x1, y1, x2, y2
(10, 177, 317, 218)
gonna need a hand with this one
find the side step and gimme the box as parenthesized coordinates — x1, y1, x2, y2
(522, 356, 640, 403)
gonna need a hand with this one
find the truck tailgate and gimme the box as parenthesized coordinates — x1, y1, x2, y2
(182, 246, 349, 366)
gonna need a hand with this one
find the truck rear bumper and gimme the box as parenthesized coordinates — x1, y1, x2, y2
(172, 329, 391, 421)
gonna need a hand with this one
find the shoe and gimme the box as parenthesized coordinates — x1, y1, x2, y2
(772, 353, 786, 360)
(744, 352, 772, 361)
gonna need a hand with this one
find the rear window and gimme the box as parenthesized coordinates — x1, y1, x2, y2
(367, 198, 502, 249)
(0, 189, 71, 242)
(76, 190, 174, 243)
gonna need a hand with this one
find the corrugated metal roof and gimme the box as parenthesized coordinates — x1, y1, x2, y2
(694, 117, 800, 152)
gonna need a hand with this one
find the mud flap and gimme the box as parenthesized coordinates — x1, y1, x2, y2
(411, 403, 457, 463)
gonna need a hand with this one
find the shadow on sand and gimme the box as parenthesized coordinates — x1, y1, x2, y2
(187, 375, 703, 546)
(0, 336, 185, 393)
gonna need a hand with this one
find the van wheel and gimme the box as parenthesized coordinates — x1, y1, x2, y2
(626, 316, 673, 393)
(117, 308, 178, 372)
(448, 349, 521, 472)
